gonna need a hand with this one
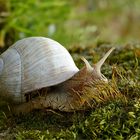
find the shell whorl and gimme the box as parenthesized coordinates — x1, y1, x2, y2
(0, 37, 79, 102)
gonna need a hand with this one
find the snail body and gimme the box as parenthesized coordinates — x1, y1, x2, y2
(0, 37, 114, 112)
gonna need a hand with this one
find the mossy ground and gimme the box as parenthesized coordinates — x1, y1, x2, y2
(0, 44, 140, 140)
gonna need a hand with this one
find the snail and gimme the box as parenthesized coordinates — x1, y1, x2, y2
(0, 37, 114, 113)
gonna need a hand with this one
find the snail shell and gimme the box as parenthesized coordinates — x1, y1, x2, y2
(0, 37, 79, 102)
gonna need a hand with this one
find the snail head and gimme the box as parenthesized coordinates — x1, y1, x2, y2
(81, 47, 115, 83)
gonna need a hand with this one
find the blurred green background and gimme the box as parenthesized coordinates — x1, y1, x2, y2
(0, 0, 140, 50)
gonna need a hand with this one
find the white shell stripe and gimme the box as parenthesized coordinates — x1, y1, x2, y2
(0, 58, 3, 75)
(0, 48, 22, 102)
